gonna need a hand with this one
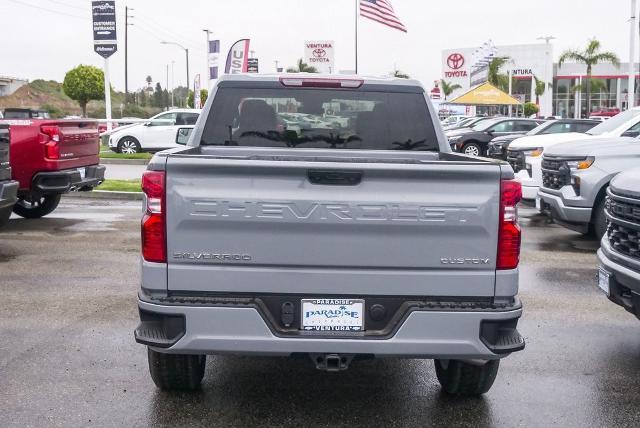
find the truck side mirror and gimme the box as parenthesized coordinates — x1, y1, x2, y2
(622, 130, 640, 138)
(176, 127, 193, 145)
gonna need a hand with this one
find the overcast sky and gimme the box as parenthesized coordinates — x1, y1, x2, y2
(1, 0, 637, 94)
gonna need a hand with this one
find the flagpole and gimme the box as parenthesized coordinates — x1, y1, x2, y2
(355, 0, 358, 74)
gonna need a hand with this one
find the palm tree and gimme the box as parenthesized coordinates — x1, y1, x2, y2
(393, 70, 410, 79)
(440, 79, 462, 100)
(533, 75, 550, 105)
(286, 59, 318, 73)
(570, 79, 608, 96)
(558, 39, 620, 116)
(487, 57, 511, 91)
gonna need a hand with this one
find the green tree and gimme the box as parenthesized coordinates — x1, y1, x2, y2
(286, 59, 318, 73)
(440, 79, 462, 100)
(558, 39, 620, 116)
(152, 83, 164, 108)
(533, 75, 549, 105)
(487, 57, 511, 91)
(393, 70, 410, 79)
(187, 89, 209, 108)
(570, 79, 608, 95)
(523, 102, 539, 117)
(62, 65, 104, 117)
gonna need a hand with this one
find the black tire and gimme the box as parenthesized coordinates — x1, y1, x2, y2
(434, 359, 500, 396)
(147, 348, 206, 391)
(462, 142, 483, 157)
(0, 205, 12, 227)
(591, 197, 607, 241)
(117, 137, 142, 154)
(12, 194, 61, 219)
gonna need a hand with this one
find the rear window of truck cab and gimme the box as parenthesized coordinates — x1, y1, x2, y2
(200, 86, 439, 151)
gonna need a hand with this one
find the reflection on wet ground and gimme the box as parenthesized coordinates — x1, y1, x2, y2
(0, 198, 638, 427)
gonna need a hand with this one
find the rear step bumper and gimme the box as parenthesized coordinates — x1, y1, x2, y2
(135, 297, 524, 359)
(0, 180, 19, 210)
(32, 165, 106, 194)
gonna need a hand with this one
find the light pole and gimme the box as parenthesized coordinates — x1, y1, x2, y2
(171, 60, 175, 107)
(629, 0, 637, 108)
(124, 7, 134, 104)
(161, 41, 189, 91)
(537, 36, 556, 117)
(203, 29, 212, 84)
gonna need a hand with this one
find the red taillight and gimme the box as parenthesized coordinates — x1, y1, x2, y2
(141, 171, 166, 263)
(41, 125, 60, 160)
(497, 179, 522, 270)
(279, 77, 364, 88)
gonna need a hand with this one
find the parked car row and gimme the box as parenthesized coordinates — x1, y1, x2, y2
(476, 108, 640, 322)
(445, 107, 640, 323)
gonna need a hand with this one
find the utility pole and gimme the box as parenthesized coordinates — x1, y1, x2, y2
(274, 60, 280, 72)
(166, 64, 170, 110)
(629, 0, 637, 108)
(124, 6, 134, 104)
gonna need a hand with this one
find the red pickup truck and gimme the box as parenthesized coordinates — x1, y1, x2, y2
(0, 119, 106, 219)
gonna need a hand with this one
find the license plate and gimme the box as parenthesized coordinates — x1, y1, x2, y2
(78, 168, 86, 179)
(301, 299, 364, 332)
(598, 268, 610, 296)
(535, 197, 541, 211)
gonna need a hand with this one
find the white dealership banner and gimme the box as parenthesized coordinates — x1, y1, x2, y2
(194, 74, 201, 109)
(225, 39, 250, 74)
(304, 41, 335, 73)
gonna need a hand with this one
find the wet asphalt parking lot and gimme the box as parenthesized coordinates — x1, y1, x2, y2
(1, 197, 639, 427)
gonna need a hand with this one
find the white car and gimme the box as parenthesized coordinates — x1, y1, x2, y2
(508, 107, 640, 200)
(441, 115, 470, 127)
(108, 109, 201, 153)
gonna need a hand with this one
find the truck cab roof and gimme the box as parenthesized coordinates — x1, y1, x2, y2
(215, 73, 425, 90)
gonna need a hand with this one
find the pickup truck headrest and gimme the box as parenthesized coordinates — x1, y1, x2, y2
(238, 100, 277, 133)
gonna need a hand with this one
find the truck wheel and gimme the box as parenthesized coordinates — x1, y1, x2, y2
(118, 137, 142, 154)
(147, 348, 206, 391)
(462, 142, 482, 157)
(434, 359, 500, 396)
(0, 205, 12, 227)
(591, 198, 608, 241)
(12, 194, 62, 219)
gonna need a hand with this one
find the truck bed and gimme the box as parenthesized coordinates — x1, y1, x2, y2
(156, 147, 509, 298)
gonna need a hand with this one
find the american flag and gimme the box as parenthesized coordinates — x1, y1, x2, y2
(359, 0, 407, 33)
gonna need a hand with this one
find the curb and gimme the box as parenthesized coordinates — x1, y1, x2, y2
(65, 190, 143, 201)
(99, 158, 150, 165)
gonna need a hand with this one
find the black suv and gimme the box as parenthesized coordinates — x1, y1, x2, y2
(487, 119, 600, 160)
(448, 118, 544, 156)
(0, 124, 19, 227)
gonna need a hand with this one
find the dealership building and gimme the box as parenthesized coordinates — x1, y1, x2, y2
(441, 43, 638, 118)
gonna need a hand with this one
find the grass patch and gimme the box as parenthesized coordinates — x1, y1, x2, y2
(100, 150, 152, 160)
(97, 179, 141, 193)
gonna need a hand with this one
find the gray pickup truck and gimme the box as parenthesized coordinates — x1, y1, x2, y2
(134, 74, 525, 395)
(538, 136, 640, 239)
(0, 124, 18, 227)
(597, 167, 640, 319)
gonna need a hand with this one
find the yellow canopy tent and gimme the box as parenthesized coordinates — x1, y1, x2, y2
(448, 82, 521, 106)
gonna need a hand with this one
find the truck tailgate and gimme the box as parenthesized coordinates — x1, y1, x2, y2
(55, 121, 100, 161)
(165, 154, 502, 297)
